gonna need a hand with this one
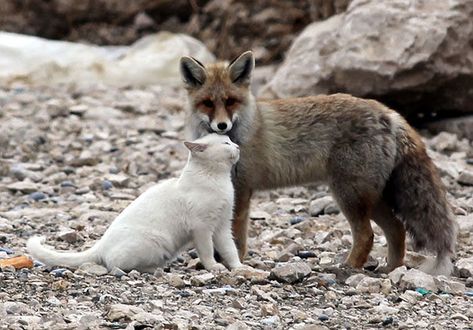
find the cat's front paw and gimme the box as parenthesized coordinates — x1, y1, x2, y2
(207, 263, 228, 273)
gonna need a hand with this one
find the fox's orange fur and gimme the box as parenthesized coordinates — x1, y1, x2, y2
(180, 51, 458, 275)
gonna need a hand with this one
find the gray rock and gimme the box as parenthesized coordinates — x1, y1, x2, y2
(190, 273, 215, 286)
(110, 267, 127, 278)
(427, 115, 473, 140)
(309, 196, 333, 216)
(456, 257, 473, 278)
(106, 174, 130, 187)
(7, 181, 38, 194)
(435, 275, 466, 294)
(230, 267, 270, 283)
(399, 269, 438, 292)
(262, 0, 473, 118)
(226, 321, 251, 330)
(356, 277, 385, 294)
(167, 274, 186, 288)
(457, 171, 473, 186)
(57, 230, 78, 243)
(388, 265, 408, 284)
(107, 304, 145, 322)
(270, 262, 311, 283)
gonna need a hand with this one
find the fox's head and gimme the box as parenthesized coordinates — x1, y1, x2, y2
(180, 51, 255, 137)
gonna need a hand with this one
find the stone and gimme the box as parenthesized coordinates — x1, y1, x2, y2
(226, 321, 251, 330)
(190, 273, 215, 286)
(106, 174, 130, 187)
(102, 180, 113, 190)
(261, 303, 279, 316)
(276, 243, 301, 262)
(110, 267, 127, 278)
(230, 267, 270, 283)
(457, 171, 473, 186)
(69, 150, 99, 167)
(399, 269, 438, 292)
(430, 132, 459, 152)
(355, 276, 384, 294)
(345, 274, 366, 287)
(107, 304, 145, 322)
(309, 196, 333, 216)
(262, 0, 473, 119)
(29, 191, 47, 201)
(388, 265, 408, 284)
(77, 263, 109, 276)
(427, 115, 473, 140)
(372, 303, 399, 315)
(456, 257, 473, 278)
(435, 276, 466, 295)
(269, 262, 311, 283)
(57, 230, 78, 243)
(167, 274, 186, 288)
(250, 210, 271, 220)
(6, 181, 38, 194)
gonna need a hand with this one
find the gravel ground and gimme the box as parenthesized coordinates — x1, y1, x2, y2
(0, 85, 472, 330)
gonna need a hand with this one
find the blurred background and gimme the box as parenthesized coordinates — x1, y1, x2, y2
(0, 0, 472, 136)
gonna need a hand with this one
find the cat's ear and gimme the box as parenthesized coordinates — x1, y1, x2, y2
(180, 56, 206, 88)
(228, 51, 254, 86)
(184, 141, 208, 153)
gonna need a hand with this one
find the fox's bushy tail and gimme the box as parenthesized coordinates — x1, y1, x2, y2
(385, 126, 458, 275)
(27, 236, 100, 269)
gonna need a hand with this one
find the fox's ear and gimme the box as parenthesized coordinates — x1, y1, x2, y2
(228, 51, 254, 85)
(184, 141, 208, 153)
(180, 56, 206, 88)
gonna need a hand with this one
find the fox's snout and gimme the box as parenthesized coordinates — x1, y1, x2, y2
(210, 117, 233, 134)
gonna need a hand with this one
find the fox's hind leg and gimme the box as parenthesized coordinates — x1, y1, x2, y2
(233, 188, 253, 260)
(372, 200, 406, 272)
(330, 183, 375, 268)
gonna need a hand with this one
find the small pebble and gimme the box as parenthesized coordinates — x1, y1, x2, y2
(28, 191, 47, 201)
(0, 247, 14, 255)
(289, 216, 305, 225)
(382, 317, 394, 326)
(319, 314, 329, 321)
(298, 251, 316, 259)
(102, 180, 113, 190)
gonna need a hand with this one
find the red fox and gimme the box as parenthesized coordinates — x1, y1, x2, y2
(180, 51, 458, 275)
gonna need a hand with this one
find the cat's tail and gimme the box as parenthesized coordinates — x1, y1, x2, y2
(27, 236, 101, 269)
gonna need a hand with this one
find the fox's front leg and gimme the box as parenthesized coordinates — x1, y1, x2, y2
(233, 187, 253, 261)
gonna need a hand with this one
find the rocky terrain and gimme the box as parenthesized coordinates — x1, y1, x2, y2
(0, 84, 472, 329)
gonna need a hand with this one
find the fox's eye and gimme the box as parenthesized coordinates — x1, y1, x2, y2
(223, 142, 230, 145)
(202, 99, 214, 108)
(225, 98, 237, 107)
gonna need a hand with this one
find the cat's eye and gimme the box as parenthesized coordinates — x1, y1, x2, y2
(225, 98, 237, 107)
(202, 99, 214, 108)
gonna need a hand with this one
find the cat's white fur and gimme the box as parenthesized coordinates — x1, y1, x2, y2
(27, 134, 244, 273)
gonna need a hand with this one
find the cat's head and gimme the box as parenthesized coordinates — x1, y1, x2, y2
(184, 133, 240, 165)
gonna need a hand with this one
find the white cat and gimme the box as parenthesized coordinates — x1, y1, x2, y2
(27, 134, 245, 273)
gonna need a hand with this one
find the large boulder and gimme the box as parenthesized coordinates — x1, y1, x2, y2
(262, 0, 473, 122)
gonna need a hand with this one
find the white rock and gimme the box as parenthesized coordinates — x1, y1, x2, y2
(435, 275, 465, 295)
(456, 257, 473, 278)
(389, 265, 408, 284)
(400, 269, 437, 292)
(309, 196, 333, 216)
(107, 304, 145, 321)
(190, 273, 215, 286)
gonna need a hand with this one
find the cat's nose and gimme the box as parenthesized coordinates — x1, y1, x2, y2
(217, 122, 227, 130)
